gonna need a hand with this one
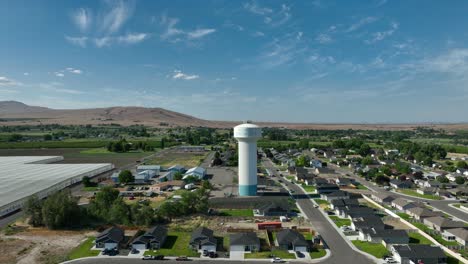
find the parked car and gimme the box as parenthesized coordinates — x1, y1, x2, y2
(208, 252, 218, 258)
(296, 251, 304, 258)
(142, 255, 153, 260)
(202, 250, 209, 256)
(154, 255, 165, 260)
(271, 257, 286, 263)
(131, 248, 139, 254)
(176, 256, 190, 261)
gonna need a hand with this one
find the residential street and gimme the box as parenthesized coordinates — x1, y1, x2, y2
(67, 258, 322, 264)
(262, 159, 376, 264)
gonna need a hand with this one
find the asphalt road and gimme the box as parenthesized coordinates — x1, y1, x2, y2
(262, 159, 376, 264)
(66, 258, 322, 264)
(327, 163, 468, 222)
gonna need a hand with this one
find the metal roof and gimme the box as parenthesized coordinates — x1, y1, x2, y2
(0, 156, 112, 208)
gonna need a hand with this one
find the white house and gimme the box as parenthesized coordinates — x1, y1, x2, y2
(183, 166, 206, 180)
(442, 228, 468, 246)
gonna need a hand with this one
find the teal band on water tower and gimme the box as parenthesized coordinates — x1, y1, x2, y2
(239, 184, 257, 196)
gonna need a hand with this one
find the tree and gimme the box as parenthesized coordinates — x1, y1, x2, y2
(361, 156, 373, 166)
(455, 176, 466, 185)
(118, 170, 134, 184)
(24, 195, 43, 226)
(82, 176, 92, 187)
(437, 176, 449, 183)
(109, 198, 131, 225)
(41, 191, 81, 229)
(358, 144, 371, 157)
(457, 161, 468, 169)
(298, 139, 309, 150)
(43, 134, 52, 141)
(174, 172, 183, 180)
(161, 138, 166, 149)
(296, 155, 310, 167)
(8, 134, 23, 142)
(375, 175, 390, 186)
(89, 186, 120, 219)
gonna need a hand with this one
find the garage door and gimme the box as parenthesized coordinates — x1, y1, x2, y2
(230, 245, 245, 252)
(202, 245, 217, 252)
(132, 244, 147, 251)
(295, 246, 307, 252)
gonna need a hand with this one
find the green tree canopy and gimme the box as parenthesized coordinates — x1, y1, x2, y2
(118, 170, 134, 184)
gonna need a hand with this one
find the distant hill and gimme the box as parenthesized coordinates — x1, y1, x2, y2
(0, 101, 467, 130)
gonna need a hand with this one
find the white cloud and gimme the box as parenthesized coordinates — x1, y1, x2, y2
(252, 31, 265, 37)
(54, 68, 83, 77)
(55, 72, 65, 77)
(365, 22, 399, 44)
(65, 36, 88, 47)
(424, 49, 468, 75)
(0, 76, 19, 86)
(243, 1, 273, 15)
(118, 33, 148, 44)
(23, 73, 29, 76)
(258, 32, 308, 68)
(346, 17, 378, 32)
(94, 37, 112, 47)
(316, 33, 332, 44)
(172, 70, 200, 80)
(160, 14, 216, 42)
(100, 0, 134, 34)
(71, 8, 92, 32)
(187, 29, 216, 39)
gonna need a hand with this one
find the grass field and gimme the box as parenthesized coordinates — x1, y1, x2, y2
(245, 250, 296, 259)
(301, 184, 316, 193)
(329, 216, 351, 227)
(314, 199, 329, 205)
(218, 209, 254, 217)
(67, 237, 100, 260)
(309, 248, 327, 259)
(144, 151, 208, 168)
(408, 232, 432, 245)
(412, 222, 460, 247)
(352, 241, 389, 258)
(144, 231, 199, 257)
(397, 189, 442, 200)
(397, 212, 411, 221)
(356, 184, 368, 190)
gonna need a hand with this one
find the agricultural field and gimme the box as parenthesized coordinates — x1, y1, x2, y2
(144, 150, 209, 168)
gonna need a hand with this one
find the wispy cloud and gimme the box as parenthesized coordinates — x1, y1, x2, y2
(54, 67, 83, 77)
(65, 36, 88, 47)
(94, 37, 112, 47)
(0, 76, 20, 86)
(71, 8, 92, 32)
(365, 22, 399, 44)
(159, 14, 216, 43)
(243, 1, 273, 15)
(252, 31, 265, 37)
(118, 33, 148, 44)
(316, 33, 332, 44)
(39, 82, 84, 94)
(258, 32, 308, 68)
(346, 17, 378, 32)
(172, 70, 200, 80)
(243, 1, 291, 27)
(100, 0, 134, 34)
(421, 49, 468, 75)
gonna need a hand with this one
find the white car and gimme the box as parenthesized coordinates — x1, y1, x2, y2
(271, 257, 286, 263)
(386, 260, 397, 264)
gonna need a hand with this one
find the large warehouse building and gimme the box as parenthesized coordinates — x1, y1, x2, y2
(0, 156, 114, 217)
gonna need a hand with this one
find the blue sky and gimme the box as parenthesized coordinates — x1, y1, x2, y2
(1, 0, 468, 123)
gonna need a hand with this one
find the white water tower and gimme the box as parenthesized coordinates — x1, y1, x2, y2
(234, 121, 262, 196)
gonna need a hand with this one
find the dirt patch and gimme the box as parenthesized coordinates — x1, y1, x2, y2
(0, 238, 35, 264)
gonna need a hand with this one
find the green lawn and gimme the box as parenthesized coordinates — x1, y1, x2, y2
(396, 212, 411, 221)
(68, 237, 100, 260)
(314, 199, 329, 205)
(352, 241, 389, 258)
(329, 216, 351, 227)
(309, 248, 327, 259)
(218, 209, 254, 217)
(412, 223, 460, 247)
(397, 189, 442, 200)
(408, 232, 433, 245)
(301, 184, 316, 193)
(356, 184, 368, 190)
(286, 176, 295, 182)
(452, 204, 461, 208)
(144, 232, 199, 257)
(245, 249, 296, 259)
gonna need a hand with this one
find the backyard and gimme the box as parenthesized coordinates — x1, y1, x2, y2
(301, 184, 316, 193)
(218, 209, 254, 217)
(329, 216, 351, 227)
(352, 240, 389, 258)
(67, 237, 100, 260)
(144, 231, 199, 257)
(245, 249, 296, 259)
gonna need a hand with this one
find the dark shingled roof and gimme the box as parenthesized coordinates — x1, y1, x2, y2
(132, 226, 167, 245)
(230, 232, 260, 246)
(393, 244, 446, 263)
(190, 227, 217, 246)
(96, 226, 124, 244)
(276, 229, 308, 247)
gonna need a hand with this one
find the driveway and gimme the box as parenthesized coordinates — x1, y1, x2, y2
(229, 251, 244, 260)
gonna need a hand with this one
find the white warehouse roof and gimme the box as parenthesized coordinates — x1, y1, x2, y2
(0, 156, 113, 214)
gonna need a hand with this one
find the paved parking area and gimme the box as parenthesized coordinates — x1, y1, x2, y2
(229, 251, 244, 260)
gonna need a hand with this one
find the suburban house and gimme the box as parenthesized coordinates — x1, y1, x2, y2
(309, 159, 322, 168)
(351, 215, 385, 231)
(315, 167, 336, 175)
(313, 177, 329, 186)
(391, 198, 418, 212)
(136, 165, 161, 175)
(436, 189, 452, 198)
(335, 206, 374, 219)
(276, 229, 308, 252)
(95, 226, 125, 250)
(416, 187, 437, 195)
(131, 226, 167, 250)
(302, 175, 316, 186)
(406, 207, 444, 221)
(371, 193, 396, 205)
(456, 168, 468, 176)
(330, 198, 359, 210)
(189, 227, 217, 252)
(359, 228, 409, 245)
(389, 179, 413, 189)
(442, 228, 468, 246)
(423, 181, 458, 189)
(390, 244, 446, 264)
(423, 216, 466, 232)
(335, 177, 354, 187)
(320, 190, 350, 202)
(316, 183, 340, 194)
(229, 232, 260, 252)
(254, 202, 289, 217)
(149, 180, 185, 192)
(183, 167, 206, 180)
(167, 165, 185, 173)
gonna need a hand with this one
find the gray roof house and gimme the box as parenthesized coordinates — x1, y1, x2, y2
(320, 190, 350, 202)
(276, 229, 309, 252)
(351, 215, 385, 231)
(389, 179, 414, 189)
(316, 183, 340, 194)
(391, 244, 446, 264)
(330, 198, 359, 210)
(189, 227, 217, 252)
(442, 228, 468, 246)
(371, 193, 396, 205)
(359, 228, 409, 246)
(335, 206, 375, 219)
(423, 216, 466, 232)
(95, 226, 125, 250)
(254, 202, 289, 217)
(391, 198, 419, 212)
(406, 207, 444, 221)
(132, 226, 167, 250)
(229, 232, 260, 252)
